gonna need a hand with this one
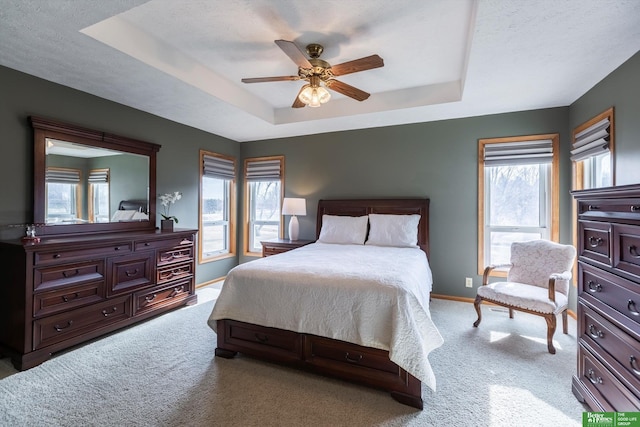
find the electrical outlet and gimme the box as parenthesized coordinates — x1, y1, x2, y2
(465, 277, 473, 288)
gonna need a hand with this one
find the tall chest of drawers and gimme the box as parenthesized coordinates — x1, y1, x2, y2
(573, 184, 640, 410)
(0, 229, 197, 370)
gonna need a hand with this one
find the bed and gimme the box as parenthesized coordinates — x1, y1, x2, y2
(207, 198, 443, 409)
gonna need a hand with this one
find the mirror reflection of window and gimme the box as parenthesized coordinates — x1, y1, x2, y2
(88, 169, 110, 223)
(45, 167, 81, 223)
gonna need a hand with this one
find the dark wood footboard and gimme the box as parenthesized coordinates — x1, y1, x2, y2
(215, 319, 423, 409)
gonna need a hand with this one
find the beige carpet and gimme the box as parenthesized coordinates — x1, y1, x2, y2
(0, 290, 588, 426)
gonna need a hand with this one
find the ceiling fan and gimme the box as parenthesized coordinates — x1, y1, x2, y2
(241, 39, 384, 108)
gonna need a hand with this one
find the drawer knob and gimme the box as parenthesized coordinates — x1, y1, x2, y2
(102, 307, 118, 317)
(629, 245, 640, 258)
(125, 268, 140, 277)
(169, 286, 185, 298)
(588, 324, 604, 339)
(587, 368, 603, 385)
(631, 205, 640, 213)
(588, 236, 604, 248)
(344, 352, 363, 363)
(62, 269, 79, 278)
(53, 254, 61, 259)
(54, 320, 73, 332)
(145, 293, 157, 302)
(629, 356, 640, 376)
(587, 280, 602, 293)
(254, 333, 269, 343)
(588, 205, 600, 211)
(628, 300, 640, 316)
(62, 292, 80, 302)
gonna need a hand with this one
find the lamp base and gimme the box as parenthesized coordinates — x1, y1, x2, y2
(288, 215, 300, 241)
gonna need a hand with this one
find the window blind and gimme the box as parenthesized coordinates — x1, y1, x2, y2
(203, 154, 235, 180)
(88, 169, 109, 183)
(46, 168, 80, 183)
(570, 118, 610, 162)
(484, 139, 554, 166)
(245, 158, 282, 181)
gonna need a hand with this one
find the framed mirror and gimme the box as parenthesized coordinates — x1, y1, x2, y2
(31, 116, 160, 236)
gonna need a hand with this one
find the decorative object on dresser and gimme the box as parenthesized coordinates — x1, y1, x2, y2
(473, 239, 576, 354)
(211, 198, 441, 409)
(260, 238, 314, 257)
(572, 183, 640, 411)
(281, 197, 306, 241)
(159, 191, 182, 232)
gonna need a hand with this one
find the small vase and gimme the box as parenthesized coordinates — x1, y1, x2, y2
(161, 219, 174, 231)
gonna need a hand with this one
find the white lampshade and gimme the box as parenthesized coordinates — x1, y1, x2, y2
(282, 198, 306, 241)
(282, 198, 306, 216)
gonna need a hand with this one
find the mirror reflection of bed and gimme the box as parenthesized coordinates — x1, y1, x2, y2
(209, 198, 443, 409)
(110, 200, 149, 222)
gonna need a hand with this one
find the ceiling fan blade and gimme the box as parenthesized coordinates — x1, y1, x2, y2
(292, 86, 306, 108)
(329, 54, 384, 76)
(275, 40, 313, 69)
(241, 76, 300, 83)
(325, 79, 370, 101)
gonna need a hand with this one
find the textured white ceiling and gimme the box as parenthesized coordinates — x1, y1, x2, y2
(1, 0, 639, 142)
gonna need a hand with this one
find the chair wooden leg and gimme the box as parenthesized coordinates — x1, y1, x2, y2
(473, 295, 482, 327)
(509, 308, 514, 319)
(562, 310, 568, 334)
(545, 314, 557, 354)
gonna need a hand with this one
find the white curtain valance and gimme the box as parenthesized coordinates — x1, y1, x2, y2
(484, 139, 554, 167)
(571, 118, 610, 162)
(203, 155, 235, 180)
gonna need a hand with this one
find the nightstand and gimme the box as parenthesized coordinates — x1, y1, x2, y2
(260, 238, 314, 257)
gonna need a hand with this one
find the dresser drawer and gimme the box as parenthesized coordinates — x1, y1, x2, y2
(34, 260, 105, 292)
(580, 303, 640, 394)
(33, 295, 132, 350)
(33, 281, 104, 318)
(304, 335, 398, 375)
(579, 220, 612, 266)
(579, 200, 640, 217)
(134, 235, 194, 253)
(614, 224, 640, 281)
(578, 344, 640, 411)
(34, 242, 132, 266)
(157, 245, 194, 266)
(157, 261, 193, 284)
(106, 252, 153, 296)
(133, 278, 192, 315)
(580, 263, 640, 328)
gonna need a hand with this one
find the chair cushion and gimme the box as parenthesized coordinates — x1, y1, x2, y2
(507, 240, 576, 295)
(477, 281, 568, 314)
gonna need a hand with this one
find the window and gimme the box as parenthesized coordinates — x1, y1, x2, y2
(478, 134, 559, 275)
(88, 169, 109, 223)
(245, 156, 284, 254)
(45, 167, 81, 223)
(571, 107, 614, 190)
(199, 151, 236, 262)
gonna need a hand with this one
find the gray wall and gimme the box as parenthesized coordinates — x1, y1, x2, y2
(241, 108, 573, 298)
(0, 65, 240, 284)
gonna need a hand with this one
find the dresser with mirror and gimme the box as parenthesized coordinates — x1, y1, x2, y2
(0, 117, 197, 370)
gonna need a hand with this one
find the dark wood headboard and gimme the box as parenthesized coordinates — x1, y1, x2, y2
(316, 198, 430, 257)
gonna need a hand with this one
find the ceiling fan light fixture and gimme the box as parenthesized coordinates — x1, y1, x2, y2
(298, 84, 331, 108)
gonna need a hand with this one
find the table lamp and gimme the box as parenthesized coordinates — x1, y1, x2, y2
(282, 197, 306, 241)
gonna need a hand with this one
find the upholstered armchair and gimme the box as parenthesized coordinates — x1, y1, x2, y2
(473, 239, 577, 354)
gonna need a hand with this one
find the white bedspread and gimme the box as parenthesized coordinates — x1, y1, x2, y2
(207, 242, 444, 391)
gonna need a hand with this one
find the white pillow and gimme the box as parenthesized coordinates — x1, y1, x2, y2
(318, 215, 369, 245)
(365, 214, 421, 247)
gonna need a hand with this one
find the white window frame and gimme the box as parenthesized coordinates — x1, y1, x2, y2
(199, 151, 236, 263)
(478, 134, 559, 277)
(245, 156, 284, 256)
